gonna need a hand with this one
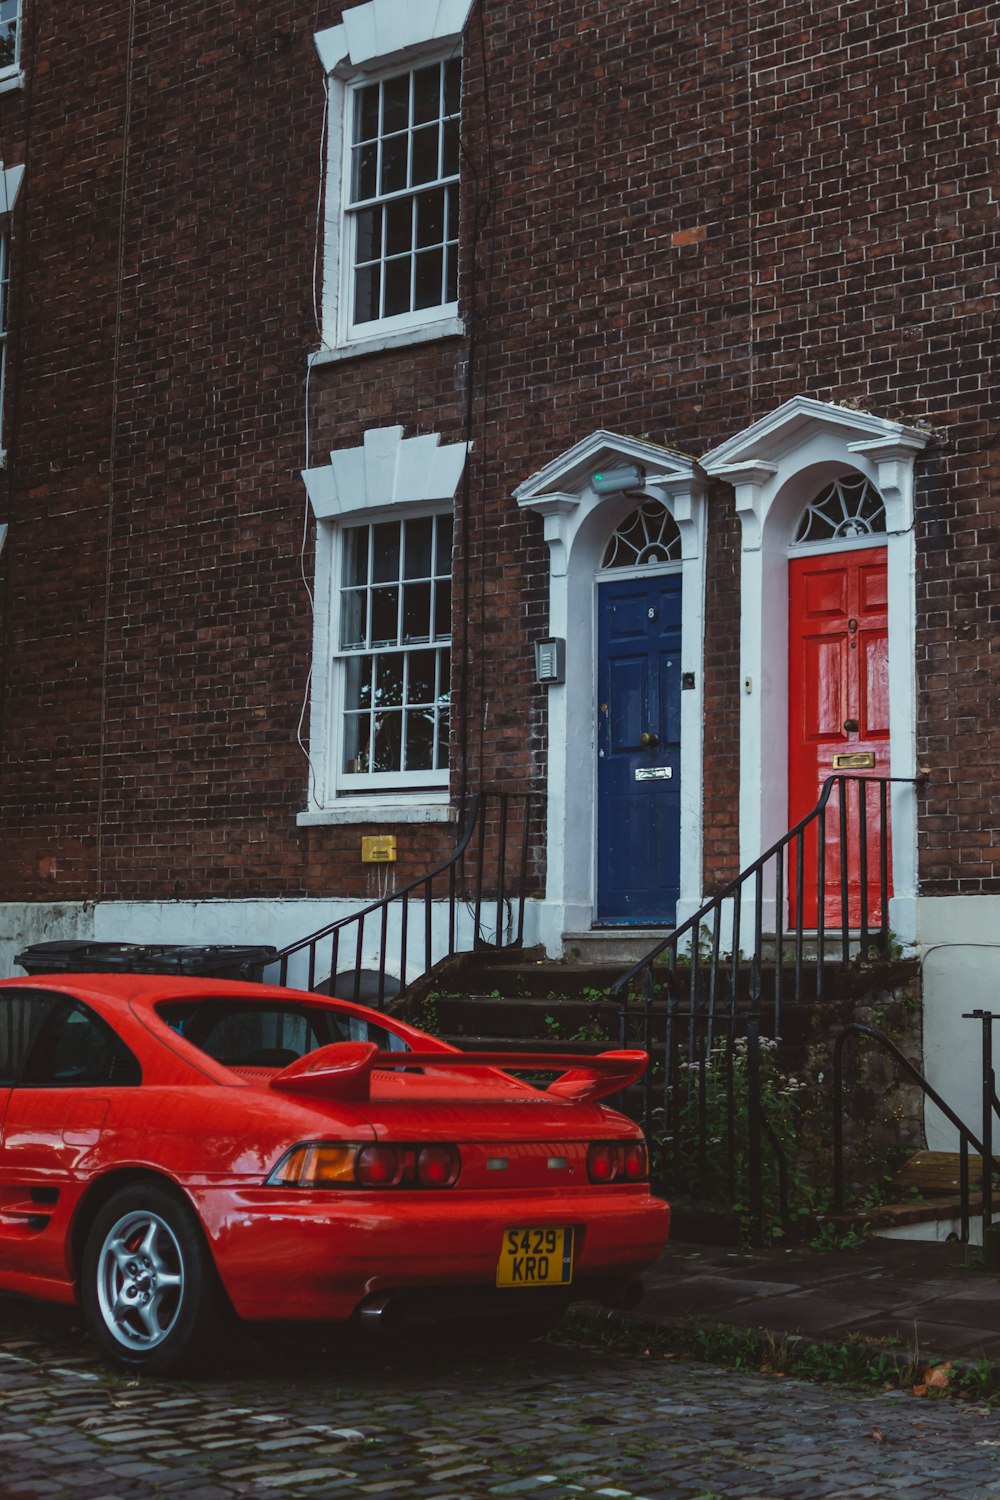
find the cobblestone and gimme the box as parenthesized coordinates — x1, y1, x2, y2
(1, 1302, 1000, 1498)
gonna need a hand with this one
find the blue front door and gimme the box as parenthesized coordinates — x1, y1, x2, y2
(596, 574, 682, 925)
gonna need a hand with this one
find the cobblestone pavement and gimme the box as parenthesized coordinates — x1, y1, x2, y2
(3, 1299, 1000, 1500)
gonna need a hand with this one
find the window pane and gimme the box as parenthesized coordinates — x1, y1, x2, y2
(437, 652, 451, 705)
(435, 514, 453, 574)
(343, 656, 370, 713)
(371, 522, 401, 582)
(402, 581, 432, 642)
(405, 707, 434, 771)
(413, 63, 441, 125)
(445, 244, 458, 304)
(408, 649, 437, 704)
(416, 188, 445, 249)
(380, 133, 408, 195)
(404, 516, 433, 577)
(343, 711, 370, 774)
(385, 197, 413, 258)
(375, 652, 405, 707)
(340, 588, 367, 649)
(438, 704, 451, 768)
(434, 578, 452, 640)
(342, 526, 369, 588)
(372, 710, 402, 772)
(442, 121, 460, 178)
(382, 73, 410, 134)
(370, 586, 399, 646)
(384, 255, 411, 317)
(444, 58, 461, 117)
(354, 263, 381, 324)
(411, 124, 440, 185)
(414, 248, 444, 310)
(445, 183, 459, 237)
(351, 142, 378, 202)
(354, 83, 380, 143)
(354, 206, 382, 264)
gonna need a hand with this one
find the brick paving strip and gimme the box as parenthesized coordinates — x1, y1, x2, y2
(2, 1317, 1000, 1499)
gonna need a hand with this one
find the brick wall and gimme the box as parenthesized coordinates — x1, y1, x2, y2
(0, 0, 996, 909)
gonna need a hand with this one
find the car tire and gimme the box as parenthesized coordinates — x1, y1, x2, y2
(80, 1182, 222, 1374)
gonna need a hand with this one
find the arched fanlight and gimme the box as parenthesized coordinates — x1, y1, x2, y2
(602, 501, 681, 569)
(793, 475, 887, 544)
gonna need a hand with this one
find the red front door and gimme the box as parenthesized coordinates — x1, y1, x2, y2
(788, 547, 890, 927)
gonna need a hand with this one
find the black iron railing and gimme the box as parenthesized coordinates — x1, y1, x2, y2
(613, 775, 908, 1025)
(832, 1016, 1000, 1243)
(610, 774, 912, 1242)
(243, 790, 540, 1005)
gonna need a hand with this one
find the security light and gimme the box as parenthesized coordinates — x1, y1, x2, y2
(590, 464, 645, 494)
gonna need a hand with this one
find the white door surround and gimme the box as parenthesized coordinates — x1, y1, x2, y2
(700, 396, 931, 944)
(515, 432, 708, 953)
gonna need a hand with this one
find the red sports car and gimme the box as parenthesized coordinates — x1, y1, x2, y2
(0, 974, 669, 1371)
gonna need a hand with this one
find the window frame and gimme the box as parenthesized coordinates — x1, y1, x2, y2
(300, 425, 467, 822)
(0, 160, 24, 463)
(313, 0, 472, 360)
(340, 55, 461, 346)
(330, 506, 453, 794)
(0, 0, 19, 80)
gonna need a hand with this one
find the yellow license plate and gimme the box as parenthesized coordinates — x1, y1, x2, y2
(496, 1226, 574, 1288)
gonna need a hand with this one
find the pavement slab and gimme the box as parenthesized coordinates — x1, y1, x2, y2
(2, 1238, 1000, 1497)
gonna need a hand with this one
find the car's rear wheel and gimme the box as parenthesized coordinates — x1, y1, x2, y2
(80, 1183, 221, 1373)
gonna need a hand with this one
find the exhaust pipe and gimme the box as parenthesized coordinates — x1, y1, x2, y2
(357, 1292, 404, 1333)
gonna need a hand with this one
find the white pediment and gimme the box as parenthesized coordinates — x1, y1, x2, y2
(701, 395, 929, 475)
(700, 396, 931, 549)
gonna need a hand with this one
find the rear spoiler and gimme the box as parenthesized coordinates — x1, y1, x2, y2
(268, 1041, 647, 1105)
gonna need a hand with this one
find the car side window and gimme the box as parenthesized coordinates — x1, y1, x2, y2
(0, 990, 58, 1086)
(156, 1000, 410, 1066)
(19, 999, 141, 1087)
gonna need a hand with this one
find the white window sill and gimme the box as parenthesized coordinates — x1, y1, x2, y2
(0, 71, 24, 96)
(309, 316, 464, 367)
(298, 799, 458, 826)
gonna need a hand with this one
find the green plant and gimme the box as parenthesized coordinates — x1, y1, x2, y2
(809, 1220, 869, 1252)
(666, 1036, 820, 1244)
(412, 991, 440, 1035)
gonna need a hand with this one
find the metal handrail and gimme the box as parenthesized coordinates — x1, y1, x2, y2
(612, 774, 912, 1019)
(243, 790, 539, 1004)
(832, 1022, 1000, 1241)
(609, 775, 913, 1244)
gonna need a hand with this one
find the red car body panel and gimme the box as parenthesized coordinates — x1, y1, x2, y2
(0, 975, 670, 1324)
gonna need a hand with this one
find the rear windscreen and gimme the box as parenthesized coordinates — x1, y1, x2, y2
(156, 1000, 407, 1068)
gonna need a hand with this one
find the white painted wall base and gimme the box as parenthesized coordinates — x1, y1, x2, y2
(917, 895, 1000, 1152)
(1, 890, 995, 1155)
(873, 1215, 980, 1246)
(0, 897, 549, 991)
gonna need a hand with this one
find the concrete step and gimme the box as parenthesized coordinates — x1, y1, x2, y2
(562, 929, 673, 966)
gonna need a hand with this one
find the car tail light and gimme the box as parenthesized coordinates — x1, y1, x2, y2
(587, 1143, 619, 1182)
(587, 1141, 649, 1184)
(623, 1141, 649, 1180)
(356, 1145, 403, 1186)
(416, 1144, 461, 1187)
(266, 1142, 462, 1189)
